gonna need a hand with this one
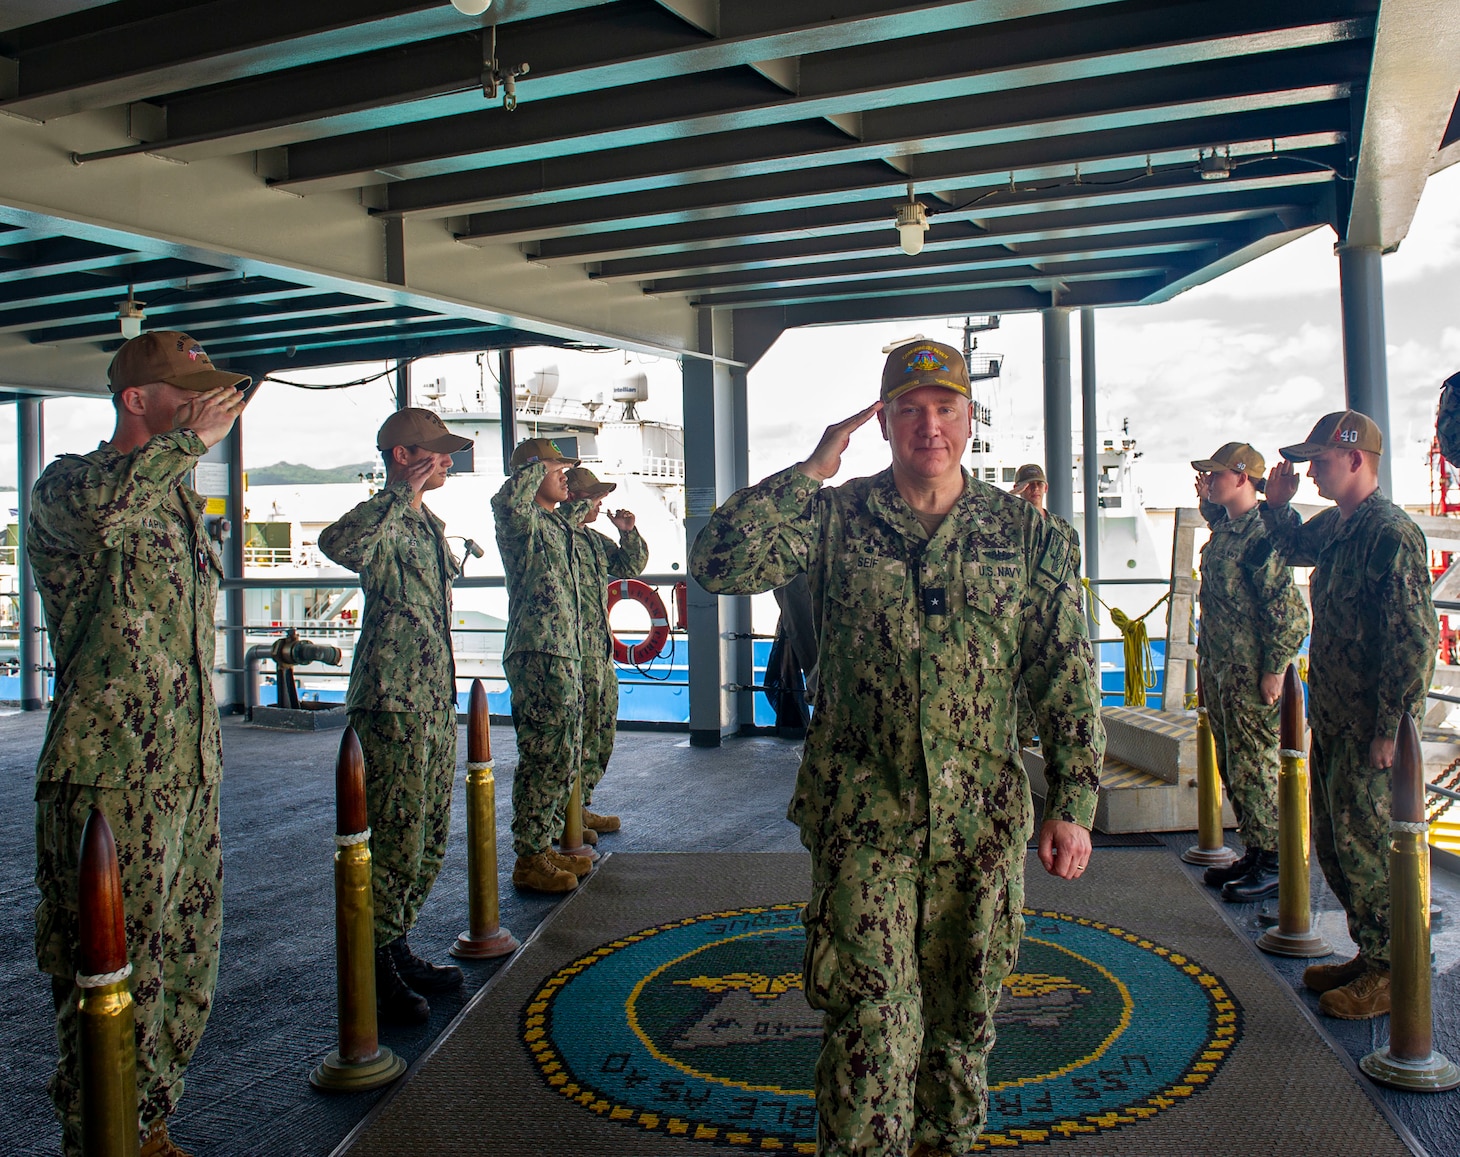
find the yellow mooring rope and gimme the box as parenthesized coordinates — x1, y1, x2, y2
(1082, 578, 1171, 708)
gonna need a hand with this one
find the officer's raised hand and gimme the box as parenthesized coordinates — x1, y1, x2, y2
(172, 384, 248, 450)
(1266, 460, 1300, 507)
(798, 401, 883, 482)
(608, 508, 636, 532)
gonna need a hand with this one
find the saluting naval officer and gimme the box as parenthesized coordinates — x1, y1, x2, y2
(563, 467, 648, 835)
(491, 438, 594, 895)
(318, 407, 472, 1026)
(29, 331, 248, 1157)
(1189, 443, 1308, 903)
(690, 339, 1104, 1156)
(1264, 410, 1437, 1019)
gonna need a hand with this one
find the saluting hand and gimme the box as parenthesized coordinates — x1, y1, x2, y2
(403, 455, 438, 496)
(1266, 460, 1300, 508)
(798, 401, 883, 482)
(172, 385, 249, 450)
(609, 509, 636, 532)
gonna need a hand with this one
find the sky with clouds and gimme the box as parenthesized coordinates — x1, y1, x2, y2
(3, 163, 1457, 512)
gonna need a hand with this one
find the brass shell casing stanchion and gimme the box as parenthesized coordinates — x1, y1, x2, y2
(452, 680, 519, 960)
(559, 768, 598, 863)
(1257, 666, 1332, 958)
(1361, 715, 1460, 1091)
(310, 728, 406, 1092)
(77, 808, 140, 1157)
(1183, 676, 1237, 867)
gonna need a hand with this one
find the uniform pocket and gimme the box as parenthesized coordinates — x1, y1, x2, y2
(961, 565, 1021, 669)
(801, 884, 838, 1015)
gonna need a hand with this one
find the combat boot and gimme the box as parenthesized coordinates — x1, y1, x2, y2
(1220, 849, 1279, 902)
(1203, 845, 1258, 888)
(1303, 953, 1368, 993)
(583, 808, 621, 833)
(513, 852, 578, 894)
(140, 1120, 193, 1157)
(546, 848, 593, 878)
(387, 935, 464, 995)
(1318, 967, 1391, 1020)
(374, 945, 431, 1026)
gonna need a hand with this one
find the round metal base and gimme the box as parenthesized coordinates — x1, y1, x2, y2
(1256, 927, 1334, 958)
(1360, 1047, 1460, 1092)
(450, 925, 520, 960)
(557, 840, 599, 863)
(1182, 845, 1238, 867)
(309, 1046, 406, 1092)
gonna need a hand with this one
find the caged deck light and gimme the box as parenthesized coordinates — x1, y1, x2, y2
(117, 287, 145, 339)
(895, 184, 929, 255)
(450, 0, 491, 14)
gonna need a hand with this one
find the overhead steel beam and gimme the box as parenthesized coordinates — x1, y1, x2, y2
(36, 302, 429, 347)
(26, 293, 389, 344)
(199, 317, 502, 359)
(0, 280, 312, 334)
(0, 262, 239, 309)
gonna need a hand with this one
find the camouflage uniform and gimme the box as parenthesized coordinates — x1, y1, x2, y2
(27, 431, 225, 1153)
(1197, 505, 1309, 850)
(1015, 511, 1082, 750)
(492, 463, 583, 856)
(690, 465, 1104, 1155)
(1438, 370, 1460, 466)
(1265, 493, 1437, 968)
(319, 481, 461, 946)
(563, 499, 649, 805)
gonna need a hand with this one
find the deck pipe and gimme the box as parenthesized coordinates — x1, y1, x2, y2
(76, 808, 140, 1157)
(559, 770, 599, 863)
(1183, 674, 1237, 867)
(1360, 714, 1460, 1091)
(310, 728, 406, 1091)
(1257, 666, 1332, 957)
(452, 680, 520, 959)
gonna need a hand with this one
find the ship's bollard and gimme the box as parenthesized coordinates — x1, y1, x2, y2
(559, 768, 599, 863)
(77, 808, 140, 1157)
(1257, 666, 1332, 957)
(1360, 714, 1460, 1091)
(310, 728, 406, 1091)
(452, 680, 520, 959)
(1183, 675, 1237, 867)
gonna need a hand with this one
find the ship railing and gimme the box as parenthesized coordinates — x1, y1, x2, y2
(631, 456, 685, 481)
(0, 545, 17, 566)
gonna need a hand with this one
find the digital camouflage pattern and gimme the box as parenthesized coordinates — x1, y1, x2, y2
(1311, 734, 1393, 967)
(28, 430, 222, 788)
(1197, 504, 1308, 850)
(690, 464, 1103, 1154)
(492, 463, 582, 661)
(318, 481, 460, 714)
(504, 651, 583, 857)
(350, 708, 459, 946)
(803, 842, 1024, 1154)
(27, 431, 224, 1153)
(1266, 491, 1437, 969)
(1438, 371, 1460, 466)
(1015, 510, 1082, 750)
(36, 780, 222, 1155)
(581, 655, 618, 806)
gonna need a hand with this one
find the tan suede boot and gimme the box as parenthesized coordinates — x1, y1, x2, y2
(583, 808, 621, 833)
(547, 848, 593, 878)
(1318, 968, 1391, 1020)
(512, 852, 578, 894)
(1302, 953, 1368, 994)
(141, 1120, 193, 1157)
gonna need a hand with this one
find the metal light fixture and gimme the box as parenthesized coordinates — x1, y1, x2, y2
(117, 286, 144, 339)
(450, 0, 491, 14)
(895, 184, 929, 255)
(1197, 147, 1232, 180)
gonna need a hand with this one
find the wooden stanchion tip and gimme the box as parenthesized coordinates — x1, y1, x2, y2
(1280, 664, 1304, 749)
(335, 727, 368, 836)
(1394, 713, 1425, 824)
(78, 808, 128, 975)
(468, 678, 492, 762)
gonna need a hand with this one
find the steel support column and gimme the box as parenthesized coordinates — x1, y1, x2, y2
(498, 348, 517, 473)
(224, 420, 246, 713)
(17, 398, 44, 711)
(1043, 308, 1074, 523)
(1337, 244, 1393, 496)
(1080, 308, 1100, 636)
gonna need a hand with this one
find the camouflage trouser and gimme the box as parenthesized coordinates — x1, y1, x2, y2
(1311, 730, 1391, 969)
(1200, 659, 1280, 850)
(581, 654, 619, 806)
(35, 779, 222, 1156)
(802, 840, 1025, 1156)
(505, 652, 583, 857)
(350, 708, 459, 947)
(1014, 682, 1035, 752)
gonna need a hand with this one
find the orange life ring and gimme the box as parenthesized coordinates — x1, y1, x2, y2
(607, 579, 671, 665)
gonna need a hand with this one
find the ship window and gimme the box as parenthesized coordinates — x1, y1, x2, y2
(1002, 467, 1016, 483)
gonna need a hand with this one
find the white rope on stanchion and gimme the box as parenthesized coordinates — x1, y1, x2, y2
(76, 963, 132, 989)
(467, 761, 493, 772)
(334, 828, 371, 847)
(1391, 819, 1431, 834)
(1279, 749, 1306, 759)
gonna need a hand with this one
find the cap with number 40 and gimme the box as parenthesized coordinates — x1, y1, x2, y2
(1279, 410, 1383, 461)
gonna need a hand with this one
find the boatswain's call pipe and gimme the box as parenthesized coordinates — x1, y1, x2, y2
(452, 679, 519, 959)
(77, 808, 139, 1157)
(559, 768, 598, 863)
(1183, 674, 1237, 867)
(1361, 714, 1460, 1091)
(1257, 666, 1331, 957)
(310, 728, 405, 1091)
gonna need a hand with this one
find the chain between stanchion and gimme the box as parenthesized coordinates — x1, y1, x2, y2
(334, 829, 371, 847)
(76, 963, 132, 988)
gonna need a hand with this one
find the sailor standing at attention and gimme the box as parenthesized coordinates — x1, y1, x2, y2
(318, 407, 472, 1026)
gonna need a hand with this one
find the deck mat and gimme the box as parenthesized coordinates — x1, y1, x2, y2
(336, 850, 1412, 1156)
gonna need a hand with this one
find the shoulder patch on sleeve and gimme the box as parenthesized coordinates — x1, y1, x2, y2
(1242, 536, 1275, 570)
(1036, 528, 1073, 590)
(1367, 525, 1403, 582)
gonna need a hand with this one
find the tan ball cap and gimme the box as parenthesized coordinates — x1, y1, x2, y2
(107, 331, 250, 393)
(566, 466, 616, 499)
(1280, 410, 1383, 461)
(880, 339, 972, 403)
(1014, 463, 1047, 485)
(508, 436, 580, 471)
(1190, 442, 1266, 478)
(376, 407, 473, 453)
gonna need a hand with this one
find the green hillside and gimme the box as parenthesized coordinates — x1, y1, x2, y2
(246, 461, 376, 486)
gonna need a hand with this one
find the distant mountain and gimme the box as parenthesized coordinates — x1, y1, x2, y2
(246, 461, 375, 486)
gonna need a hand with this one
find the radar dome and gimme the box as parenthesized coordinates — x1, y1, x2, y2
(613, 371, 649, 403)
